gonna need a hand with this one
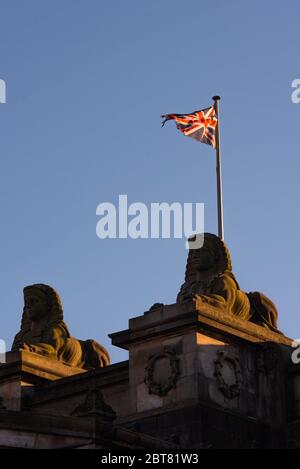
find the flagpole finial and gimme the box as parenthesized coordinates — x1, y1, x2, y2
(212, 95, 221, 101)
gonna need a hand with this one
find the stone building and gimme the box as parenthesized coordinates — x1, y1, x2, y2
(0, 234, 298, 449)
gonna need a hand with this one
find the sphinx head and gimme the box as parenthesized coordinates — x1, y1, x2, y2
(185, 233, 232, 281)
(23, 284, 63, 323)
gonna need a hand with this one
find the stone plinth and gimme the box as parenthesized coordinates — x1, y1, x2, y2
(0, 350, 85, 410)
(110, 301, 293, 440)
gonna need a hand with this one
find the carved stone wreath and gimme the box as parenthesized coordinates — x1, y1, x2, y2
(144, 350, 180, 397)
(214, 351, 241, 399)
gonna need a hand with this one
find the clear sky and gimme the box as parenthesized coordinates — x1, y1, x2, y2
(0, 1, 299, 363)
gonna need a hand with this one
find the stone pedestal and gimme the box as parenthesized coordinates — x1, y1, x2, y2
(110, 301, 293, 447)
(0, 350, 85, 411)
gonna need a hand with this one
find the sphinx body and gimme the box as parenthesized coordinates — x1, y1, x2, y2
(12, 284, 110, 369)
(177, 233, 279, 332)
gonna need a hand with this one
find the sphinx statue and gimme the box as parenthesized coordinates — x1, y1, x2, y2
(177, 233, 279, 332)
(12, 284, 110, 369)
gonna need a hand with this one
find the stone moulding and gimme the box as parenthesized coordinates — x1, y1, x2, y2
(144, 349, 180, 397)
(110, 302, 293, 352)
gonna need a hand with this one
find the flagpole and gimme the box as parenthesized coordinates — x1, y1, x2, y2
(212, 95, 224, 240)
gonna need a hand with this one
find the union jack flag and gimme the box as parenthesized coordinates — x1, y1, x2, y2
(161, 106, 217, 148)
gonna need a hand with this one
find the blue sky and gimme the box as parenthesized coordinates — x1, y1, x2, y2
(0, 0, 299, 363)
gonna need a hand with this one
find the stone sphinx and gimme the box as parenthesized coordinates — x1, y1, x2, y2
(12, 284, 110, 369)
(177, 233, 279, 332)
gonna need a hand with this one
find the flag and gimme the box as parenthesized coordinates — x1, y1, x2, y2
(161, 106, 217, 148)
